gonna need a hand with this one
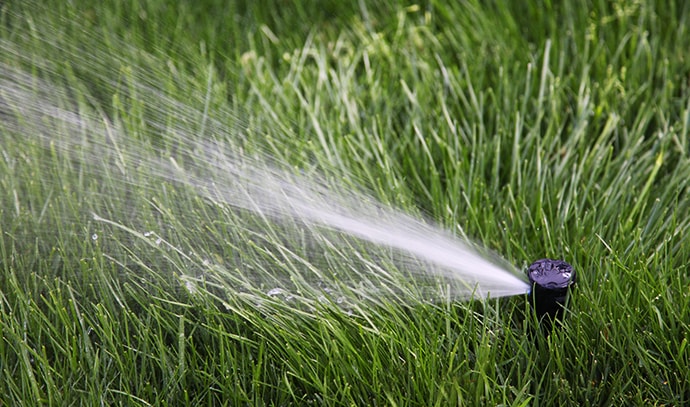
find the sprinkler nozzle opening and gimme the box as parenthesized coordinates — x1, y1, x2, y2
(527, 258, 575, 322)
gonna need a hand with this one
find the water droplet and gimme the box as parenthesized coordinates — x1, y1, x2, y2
(185, 281, 197, 294)
(91, 234, 98, 241)
(144, 231, 154, 237)
(267, 288, 284, 296)
(155, 238, 162, 245)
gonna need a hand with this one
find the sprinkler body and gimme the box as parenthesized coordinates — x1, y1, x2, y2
(527, 259, 575, 322)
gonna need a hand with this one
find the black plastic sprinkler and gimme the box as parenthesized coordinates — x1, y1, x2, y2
(527, 259, 576, 324)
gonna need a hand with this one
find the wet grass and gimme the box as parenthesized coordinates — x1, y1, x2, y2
(1, 0, 690, 405)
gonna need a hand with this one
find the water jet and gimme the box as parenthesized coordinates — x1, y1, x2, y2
(0, 8, 534, 307)
(0, 57, 532, 307)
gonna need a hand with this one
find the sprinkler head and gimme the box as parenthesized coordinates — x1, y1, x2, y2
(527, 258, 575, 322)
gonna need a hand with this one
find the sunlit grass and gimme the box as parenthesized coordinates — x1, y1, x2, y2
(1, 1, 690, 405)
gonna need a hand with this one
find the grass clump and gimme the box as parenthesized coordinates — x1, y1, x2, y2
(1, 0, 690, 405)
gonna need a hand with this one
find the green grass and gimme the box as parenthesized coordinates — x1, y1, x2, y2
(2, 0, 690, 405)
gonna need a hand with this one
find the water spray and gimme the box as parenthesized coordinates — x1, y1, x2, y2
(0, 14, 552, 309)
(0, 57, 532, 306)
(527, 258, 576, 323)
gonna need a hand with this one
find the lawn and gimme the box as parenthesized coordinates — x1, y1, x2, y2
(1, 0, 689, 405)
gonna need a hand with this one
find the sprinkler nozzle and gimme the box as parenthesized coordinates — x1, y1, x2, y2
(527, 258, 575, 322)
